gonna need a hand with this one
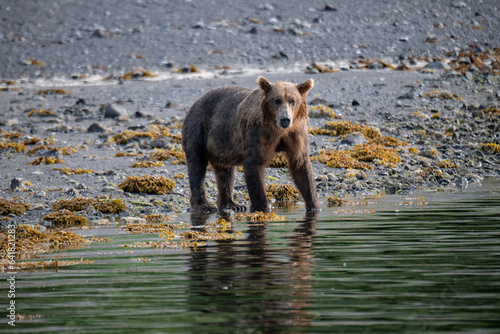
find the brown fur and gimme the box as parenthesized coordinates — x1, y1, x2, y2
(182, 76, 320, 213)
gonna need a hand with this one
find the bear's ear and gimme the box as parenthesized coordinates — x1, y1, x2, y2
(257, 76, 272, 94)
(297, 79, 314, 95)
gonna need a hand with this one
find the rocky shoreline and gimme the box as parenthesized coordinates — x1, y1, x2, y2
(1, 63, 499, 226)
(0, 0, 499, 227)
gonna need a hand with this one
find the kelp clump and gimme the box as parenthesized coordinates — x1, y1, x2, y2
(52, 196, 126, 214)
(349, 143, 401, 164)
(269, 153, 288, 168)
(266, 184, 299, 201)
(232, 212, 287, 222)
(309, 120, 407, 147)
(119, 68, 157, 80)
(0, 198, 30, 216)
(422, 90, 464, 101)
(480, 143, 500, 154)
(131, 161, 165, 168)
(118, 176, 175, 195)
(35, 89, 71, 95)
(150, 148, 186, 165)
(109, 124, 180, 145)
(52, 167, 94, 175)
(42, 211, 88, 227)
(0, 225, 108, 271)
(327, 196, 346, 207)
(309, 105, 341, 119)
(29, 157, 65, 165)
(311, 149, 372, 170)
(0, 141, 27, 153)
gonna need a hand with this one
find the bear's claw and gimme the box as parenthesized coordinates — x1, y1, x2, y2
(220, 202, 247, 213)
(191, 204, 218, 214)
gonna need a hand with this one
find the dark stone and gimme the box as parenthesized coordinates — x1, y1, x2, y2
(10, 178, 23, 190)
(324, 5, 338, 11)
(352, 99, 360, 106)
(104, 103, 127, 119)
(87, 123, 107, 133)
(309, 98, 330, 106)
(340, 132, 367, 146)
(397, 91, 417, 100)
(75, 98, 86, 106)
(150, 138, 169, 149)
(369, 61, 385, 70)
(424, 61, 451, 70)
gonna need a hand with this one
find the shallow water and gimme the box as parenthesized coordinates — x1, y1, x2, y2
(3, 178, 500, 334)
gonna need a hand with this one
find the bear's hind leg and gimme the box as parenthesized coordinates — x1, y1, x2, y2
(186, 150, 217, 213)
(214, 166, 246, 212)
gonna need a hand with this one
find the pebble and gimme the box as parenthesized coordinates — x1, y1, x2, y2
(340, 132, 367, 146)
(369, 61, 385, 70)
(150, 138, 170, 149)
(105, 103, 128, 119)
(87, 123, 107, 133)
(120, 217, 147, 224)
(34, 190, 47, 198)
(423, 61, 451, 70)
(10, 178, 23, 190)
(455, 177, 469, 189)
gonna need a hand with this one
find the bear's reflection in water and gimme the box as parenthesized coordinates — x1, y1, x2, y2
(186, 212, 318, 333)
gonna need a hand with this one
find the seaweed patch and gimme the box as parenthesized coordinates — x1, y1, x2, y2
(232, 212, 287, 222)
(52, 196, 126, 214)
(0, 198, 30, 216)
(118, 175, 176, 195)
(266, 184, 299, 201)
(52, 167, 94, 175)
(42, 211, 89, 227)
(29, 157, 65, 165)
(131, 161, 165, 168)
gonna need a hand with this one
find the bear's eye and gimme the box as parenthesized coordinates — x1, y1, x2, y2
(289, 99, 296, 106)
(274, 99, 282, 106)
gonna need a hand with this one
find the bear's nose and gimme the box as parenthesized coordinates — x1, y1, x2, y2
(279, 117, 291, 129)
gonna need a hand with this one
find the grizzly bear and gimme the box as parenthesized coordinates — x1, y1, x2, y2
(182, 76, 320, 213)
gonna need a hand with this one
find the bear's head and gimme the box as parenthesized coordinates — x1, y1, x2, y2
(257, 76, 314, 130)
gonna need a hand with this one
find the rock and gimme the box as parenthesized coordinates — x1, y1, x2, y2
(5, 118, 19, 126)
(150, 138, 170, 149)
(456, 177, 469, 189)
(64, 187, 79, 196)
(10, 178, 23, 190)
(105, 103, 128, 119)
(92, 29, 113, 38)
(352, 99, 360, 106)
(324, 4, 338, 11)
(93, 218, 111, 225)
(340, 132, 367, 146)
(120, 217, 147, 224)
(134, 111, 149, 118)
(87, 123, 107, 133)
(165, 101, 182, 109)
(397, 91, 417, 100)
(423, 61, 451, 70)
(309, 98, 330, 106)
(369, 61, 385, 70)
(472, 110, 485, 119)
(34, 190, 47, 198)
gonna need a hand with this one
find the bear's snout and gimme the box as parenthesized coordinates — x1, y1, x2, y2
(279, 116, 291, 129)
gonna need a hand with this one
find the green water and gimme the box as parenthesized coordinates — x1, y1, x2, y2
(2, 179, 500, 333)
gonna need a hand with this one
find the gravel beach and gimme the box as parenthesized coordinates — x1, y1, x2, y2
(0, 0, 499, 225)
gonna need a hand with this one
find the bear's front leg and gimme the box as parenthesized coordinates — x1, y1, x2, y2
(244, 162, 270, 212)
(287, 151, 320, 212)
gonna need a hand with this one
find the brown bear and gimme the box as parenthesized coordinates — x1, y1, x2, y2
(182, 76, 320, 213)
